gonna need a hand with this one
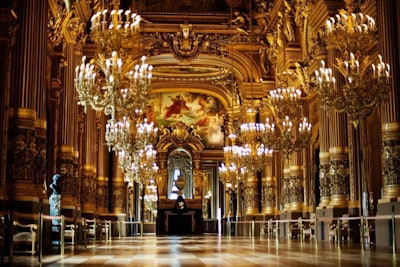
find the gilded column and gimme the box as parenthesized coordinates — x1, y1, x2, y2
(282, 163, 291, 211)
(97, 115, 109, 215)
(244, 174, 259, 216)
(289, 152, 304, 212)
(81, 109, 97, 216)
(111, 154, 125, 215)
(318, 108, 331, 207)
(377, 0, 400, 201)
(260, 106, 276, 215)
(156, 158, 168, 199)
(261, 150, 276, 215)
(242, 109, 259, 216)
(0, 1, 16, 206)
(6, 0, 48, 209)
(34, 119, 47, 200)
(325, 43, 349, 208)
(328, 108, 349, 207)
(193, 159, 203, 199)
(262, 175, 277, 216)
(57, 42, 80, 213)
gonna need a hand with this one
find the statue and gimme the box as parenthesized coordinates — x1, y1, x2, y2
(50, 173, 62, 195)
(49, 174, 62, 217)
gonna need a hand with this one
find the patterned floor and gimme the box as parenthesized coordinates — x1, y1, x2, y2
(5, 235, 399, 266)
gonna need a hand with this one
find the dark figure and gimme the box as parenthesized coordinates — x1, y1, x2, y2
(50, 173, 62, 195)
(174, 196, 187, 214)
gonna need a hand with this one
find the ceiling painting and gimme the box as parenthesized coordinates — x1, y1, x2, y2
(136, 0, 229, 12)
(148, 92, 225, 149)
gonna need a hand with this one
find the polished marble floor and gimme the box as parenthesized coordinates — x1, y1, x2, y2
(5, 235, 399, 267)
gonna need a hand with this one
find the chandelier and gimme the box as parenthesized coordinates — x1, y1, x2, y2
(315, 5, 391, 126)
(75, 52, 153, 121)
(230, 107, 273, 172)
(265, 115, 312, 158)
(120, 144, 159, 185)
(90, 9, 142, 54)
(144, 179, 158, 217)
(265, 83, 312, 158)
(115, 118, 159, 185)
(74, 4, 159, 186)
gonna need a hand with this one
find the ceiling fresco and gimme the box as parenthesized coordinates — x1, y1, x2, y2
(148, 92, 225, 149)
(135, 0, 230, 12)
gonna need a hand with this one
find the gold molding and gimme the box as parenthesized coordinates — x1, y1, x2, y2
(382, 122, 400, 141)
(8, 108, 36, 120)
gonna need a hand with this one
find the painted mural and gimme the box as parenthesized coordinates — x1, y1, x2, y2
(148, 93, 225, 149)
(135, 0, 229, 12)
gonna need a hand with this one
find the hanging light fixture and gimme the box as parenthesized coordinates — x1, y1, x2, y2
(264, 76, 312, 158)
(74, 3, 158, 186)
(315, 2, 391, 126)
(236, 0, 273, 173)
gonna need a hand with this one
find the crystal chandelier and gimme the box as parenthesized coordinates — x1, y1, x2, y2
(121, 144, 159, 185)
(237, 107, 273, 172)
(265, 115, 312, 158)
(75, 52, 153, 121)
(90, 9, 142, 54)
(265, 85, 312, 158)
(115, 118, 158, 184)
(315, 5, 391, 126)
(144, 179, 158, 216)
(75, 4, 159, 187)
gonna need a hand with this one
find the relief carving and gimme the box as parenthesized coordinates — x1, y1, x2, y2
(382, 140, 400, 186)
(143, 30, 232, 61)
(244, 184, 258, 211)
(81, 173, 96, 204)
(57, 157, 75, 198)
(7, 128, 37, 182)
(319, 163, 331, 197)
(262, 183, 276, 207)
(33, 136, 47, 186)
(329, 159, 350, 195)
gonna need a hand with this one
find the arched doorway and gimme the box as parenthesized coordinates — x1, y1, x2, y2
(167, 148, 193, 199)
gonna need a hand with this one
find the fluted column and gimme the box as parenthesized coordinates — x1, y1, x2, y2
(328, 109, 349, 207)
(318, 108, 331, 207)
(97, 115, 109, 215)
(377, 0, 400, 201)
(325, 44, 349, 208)
(57, 42, 81, 213)
(81, 109, 97, 216)
(6, 0, 48, 209)
(0, 2, 15, 205)
(260, 107, 276, 215)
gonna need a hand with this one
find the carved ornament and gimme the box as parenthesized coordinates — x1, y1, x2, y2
(142, 29, 232, 61)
